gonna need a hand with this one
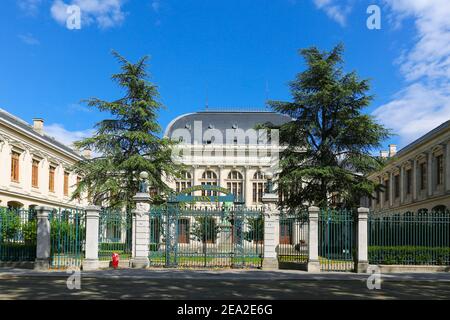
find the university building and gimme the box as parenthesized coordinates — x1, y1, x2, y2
(0, 108, 88, 210)
(369, 120, 450, 213)
(163, 110, 291, 208)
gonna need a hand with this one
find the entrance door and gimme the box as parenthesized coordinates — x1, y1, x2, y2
(178, 218, 190, 244)
(280, 220, 292, 245)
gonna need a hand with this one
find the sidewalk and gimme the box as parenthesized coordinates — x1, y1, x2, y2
(1, 267, 450, 281)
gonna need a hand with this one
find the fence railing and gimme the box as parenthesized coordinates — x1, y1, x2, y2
(99, 209, 132, 261)
(0, 208, 37, 262)
(277, 210, 309, 265)
(49, 208, 86, 269)
(319, 208, 355, 272)
(368, 211, 450, 266)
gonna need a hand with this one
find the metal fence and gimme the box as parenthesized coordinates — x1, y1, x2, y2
(49, 208, 85, 269)
(368, 210, 450, 265)
(0, 208, 36, 262)
(148, 206, 264, 268)
(277, 210, 309, 266)
(99, 209, 132, 262)
(319, 209, 355, 272)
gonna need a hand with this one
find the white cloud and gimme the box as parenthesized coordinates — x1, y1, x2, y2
(372, 83, 450, 145)
(50, 0, 126, 29)
(44, 123, 94, 148)
(313, 0, 352, 27)
(18, 33, 40, 45)
(18, 0, 43, 15)
(151, 0, 160, 13)
(373, 0, 450, 147)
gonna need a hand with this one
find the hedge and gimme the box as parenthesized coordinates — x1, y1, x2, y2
(368, 246, 450, 265)
(0, 243, 36, 261)
(99, 242, 128, 251)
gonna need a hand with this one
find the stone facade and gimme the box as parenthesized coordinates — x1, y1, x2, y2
(0, 108, 88, 210)
(369, 120, 450, 213)
(163, 110, 291, 208)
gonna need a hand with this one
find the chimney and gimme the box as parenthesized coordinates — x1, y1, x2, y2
(82, 149, 92, 159)
(33, 118, 44, 135)
(380, 150, 389, 158)
(388, 144, 397, 157)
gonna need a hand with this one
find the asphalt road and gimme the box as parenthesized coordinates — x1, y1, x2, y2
(0, 269, 450, 300)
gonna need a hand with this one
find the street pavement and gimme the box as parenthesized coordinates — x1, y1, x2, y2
(0, 268, 449, 300)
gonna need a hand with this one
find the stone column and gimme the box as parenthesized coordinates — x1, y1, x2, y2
(428, 151, 433, 197)
(34, 207, 52, 270)
(446, 141, 450, 192)
(307, 206, 320, 272)
(356, 207, 369, 273)
(262, 192, 279, 269)
(82, 206, 101, 271)
(131, 192, 151, 268)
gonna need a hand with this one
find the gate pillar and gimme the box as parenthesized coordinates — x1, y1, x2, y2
(131, 172, 151, 268)
(356, 207, 369, 273)
(82, 206, 101, 271)
(34, 206, 52, 270)
(262, 192, 279, 270)
(307, 206, 320, 272)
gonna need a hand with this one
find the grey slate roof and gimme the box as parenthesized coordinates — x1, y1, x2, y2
(164, 111, 292, 139)
(0, 108, 82, 159)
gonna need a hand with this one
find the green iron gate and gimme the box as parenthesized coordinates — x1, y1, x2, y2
(148, 205, 264, 268)
(319, 209, 355, 272)
(50, 208, 86, 269)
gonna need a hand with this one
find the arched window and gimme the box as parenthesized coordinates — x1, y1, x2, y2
(432, 205, 447, 214)
(226, 170, 243, 199)
(200, 170, 218, 196)
(252, 171, 266, 204)
(175, 171, 192, 193)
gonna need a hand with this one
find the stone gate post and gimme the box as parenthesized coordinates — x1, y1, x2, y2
(306, 206, 320, 272)
(34, 206, 52, 270)
(356, 207, 369, 273)
(82, 205, 101, 271)
(262, 192, 280, 270)
(131, 172, 151, 268)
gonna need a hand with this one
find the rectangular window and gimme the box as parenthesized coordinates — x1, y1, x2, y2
(11, 152, 20, 182)
(49, 166, 55, 193)
(420, 163, 427, 190)
(436, 155, 444, 186)
(406, 169, 412, 195)
(64, 172, 69, 196)
(394, 175, 400, 198)
(385, 179, 390, 201)
(32, 160, 39, 188)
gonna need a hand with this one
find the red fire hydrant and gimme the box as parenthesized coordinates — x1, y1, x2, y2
(112, 253, 119, 269)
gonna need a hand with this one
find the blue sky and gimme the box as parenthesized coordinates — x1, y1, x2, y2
(1, 0, 449, 151)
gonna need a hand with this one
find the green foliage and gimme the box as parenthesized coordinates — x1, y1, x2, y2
(368, 246, 450, 265)
(21, 220, 37, 245)
(71, 50, 182, 209)
(0, 211, 21, 241)
(268, 44, 390, 210)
